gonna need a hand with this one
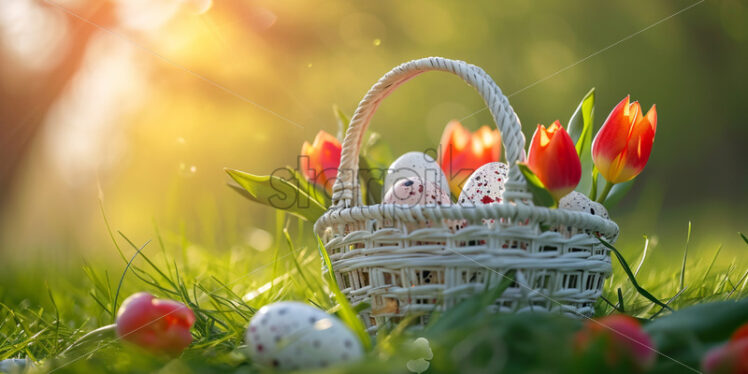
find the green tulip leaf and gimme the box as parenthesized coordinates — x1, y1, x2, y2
(284, 166, 331, 208)
(333, 104, 350, 142)
(517, 164, 556, 207)
(226, 169, 326, 222)
(359, 155, 384, 205)
(568, 88, 595, 194)
(363, 131, 394, 169)
(601, 180, 634, 209)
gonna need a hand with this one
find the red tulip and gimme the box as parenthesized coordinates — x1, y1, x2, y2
(592, 96, 657, 184)
(300, 131, 342, 194)
(702, 323, 748, 374)
(116, 292, 196, 357)
(702, 339, 748, 374)
(732, 323, 748, 342)
(574, 315, 656, 372)
(525, 121, 581, 201)
(439, 120, 501, 196)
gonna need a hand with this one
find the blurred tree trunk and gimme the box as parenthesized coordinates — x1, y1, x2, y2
(0, 3, 113, 211)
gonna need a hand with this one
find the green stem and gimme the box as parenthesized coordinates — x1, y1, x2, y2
(589, 170, 598, 201)
(597, 181, 615, 203)
(61, 324, 117, 356)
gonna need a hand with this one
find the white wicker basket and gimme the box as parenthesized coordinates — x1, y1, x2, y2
(314, 57, 619, 332)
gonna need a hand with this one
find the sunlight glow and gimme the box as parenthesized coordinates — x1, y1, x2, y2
(0, 0, 70, 71)
(42, 32, 149, 185)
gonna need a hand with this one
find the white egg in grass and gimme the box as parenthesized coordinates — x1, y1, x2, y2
(246, 302, 363, 370)
(383, 152, 450, 199)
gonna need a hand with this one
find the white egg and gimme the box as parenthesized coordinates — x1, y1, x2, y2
(383, 152, 449, 199)
(589, 201, 609, 219)
(556, 191, 610, 237)
(457, 162, 508, 205)
(383, 177, 450, 206)
(559, 191, 609, 218)
(559, 191, 590, 211)
(246, 302, 363, 370)
(382, 178, 452, 232)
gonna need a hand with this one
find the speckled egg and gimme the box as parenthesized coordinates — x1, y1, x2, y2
(383, 152, 449, 199)
(246, 302, 363, 370)
(457, 162, 509, 205)
(383, 177, 450, 206)
(559, 191, 592, 211)
(556, 191, 610, 236)
(559, 191, 609, 218)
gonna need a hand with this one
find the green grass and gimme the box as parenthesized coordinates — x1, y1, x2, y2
(1, 212, 747, 373)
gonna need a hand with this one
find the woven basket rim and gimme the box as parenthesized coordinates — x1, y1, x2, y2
(315, 202, 619, 241)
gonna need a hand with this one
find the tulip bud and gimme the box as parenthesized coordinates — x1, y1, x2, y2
(525, 121, 581, 201)
(116, 292, 196, 357)
(574, 315, 656, 372)
(300, 131, 342, 194)
(438, 120, 501, 196)
(592, 96, 657, 184)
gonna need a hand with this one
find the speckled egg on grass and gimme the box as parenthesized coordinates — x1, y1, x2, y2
(246, 302, 363, 370)
(383, 152, 450, 198)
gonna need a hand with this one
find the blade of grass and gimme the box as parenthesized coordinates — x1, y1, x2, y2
(112, 239, 151, 320)
(315, 235, 370, 350)
(616, 288, 625, 313)
(634, 236, 650, 277)
(740, 232, 748, 246)
(649, 286, 688, 320)
(679, 221, 691, 292)
(701, 244, 723, 285)
(598, 238, 671, 311)
(282, 227, 316, 296)
(118, 231, 179, 291)
(46, 285, 60, 352)
(726, 270, 748, 299)
(599, 295, 622, 313)
(153, 220, 175, 279)
(99, 202, 126, 259)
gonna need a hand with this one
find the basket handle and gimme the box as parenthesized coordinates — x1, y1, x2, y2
(331, 57, 528, 209)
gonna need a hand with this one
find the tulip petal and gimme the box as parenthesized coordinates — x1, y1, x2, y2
(527, 122, 581, 201)
(592, 97, 631, 172)
(299, 131, 342, 193)
(300, 141, 316, 181)
(593, 96, 657, 184)
(439, 121, 501, 196)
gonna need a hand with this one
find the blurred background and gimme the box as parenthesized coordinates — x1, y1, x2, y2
(0, 0, 746, 281)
